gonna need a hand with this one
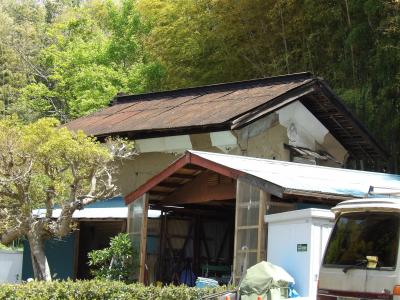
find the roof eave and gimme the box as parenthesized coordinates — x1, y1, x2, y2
(230, 79, 317, 130)
(124, 151, 245, 205)
(316, 80, 389, 159)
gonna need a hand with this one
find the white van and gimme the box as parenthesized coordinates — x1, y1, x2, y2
(318, 198, 400, 300)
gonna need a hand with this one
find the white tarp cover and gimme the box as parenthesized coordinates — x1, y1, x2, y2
(239, 261, 294, 300)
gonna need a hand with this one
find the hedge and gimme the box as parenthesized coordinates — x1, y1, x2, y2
(0, 280, 230, 300)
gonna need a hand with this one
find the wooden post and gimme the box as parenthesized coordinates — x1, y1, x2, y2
(257, 191, 269, 262)
(232, 179, 240, 284)
(139, 193, 149, 284)
(73, 222, 80, 279)
(233, 180, 271, 284)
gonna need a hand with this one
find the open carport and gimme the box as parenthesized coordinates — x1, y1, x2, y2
(124, 150, 400, 284)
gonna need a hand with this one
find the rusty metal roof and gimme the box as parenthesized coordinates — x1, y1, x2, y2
(65, 72, 314, 136)
(64, 72, 387, 161)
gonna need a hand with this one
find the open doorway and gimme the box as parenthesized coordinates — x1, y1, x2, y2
(126, 157, 270, 285)
(76, 220, 126, 279)
(146, 201, 235, 285)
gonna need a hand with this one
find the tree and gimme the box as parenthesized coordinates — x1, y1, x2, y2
(14, 0, 164, 121)
(0, 0, 48, 117)
(0, 117, 134, 281)
(139, 0, 399, 171)
(88, 233, 137, 282)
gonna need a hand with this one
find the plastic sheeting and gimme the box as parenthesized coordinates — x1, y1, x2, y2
(239, 261, 294, 300)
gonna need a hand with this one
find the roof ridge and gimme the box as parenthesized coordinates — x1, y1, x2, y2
(112, 72, 314, 105)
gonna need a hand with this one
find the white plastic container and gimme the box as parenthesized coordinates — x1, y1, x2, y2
(264, 208, 334, 299)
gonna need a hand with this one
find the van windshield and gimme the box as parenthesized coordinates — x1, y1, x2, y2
(323, 212, 399, 269)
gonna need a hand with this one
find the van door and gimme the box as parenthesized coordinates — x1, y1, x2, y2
(365, 269, 396, 296)
(320, 212, 399, 298)
(319, 265, 366, 294)
(364, 214, 399, 296)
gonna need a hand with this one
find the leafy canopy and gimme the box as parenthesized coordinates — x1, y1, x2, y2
(0, 116, 120, 241)
(1, 0, 164, 121)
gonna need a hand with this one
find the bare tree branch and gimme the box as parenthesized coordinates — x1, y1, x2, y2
(11, 44, 49, 83)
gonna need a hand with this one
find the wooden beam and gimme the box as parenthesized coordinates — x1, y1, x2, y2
(217, 226, 230, 259)
(73, 222, 80, 279)
(162, 171, 236, 205)
(231, 84, 316, 129)
(232, 180, 240, 284)
(179, 222, 194, 260)
(283, 189, 352, 201)
(182, 164, 205, 171)
(149, 190, 171, 196)
(149, 205, 232, 218)
(170, 173, 196, 179)
(125, 153, 191, 204)
(257, 191, 268, 262)
(200, 222, 211, 260)
(239, 174, 284, 198)
(190, 154, 244, 180)
(158, 182, 183, 188)
(125, 151, 245, 205)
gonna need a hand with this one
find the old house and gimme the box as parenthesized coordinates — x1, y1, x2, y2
(31, 71, 386, 281)
(65, 72, 387, 198)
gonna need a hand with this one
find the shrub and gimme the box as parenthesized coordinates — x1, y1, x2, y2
(88, 233, 137, 282)
(0, 280, 230, 300)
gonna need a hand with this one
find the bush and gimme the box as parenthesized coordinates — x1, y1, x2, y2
(88, 233, 137, 282)
(0, 280, 230, 300)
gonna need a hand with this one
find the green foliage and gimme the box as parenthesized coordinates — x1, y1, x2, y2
(0, 279, 228, 300)
(0, 117, 111, 217)
(138, 0, 400, 171)
(88, 233, 137, 283)
(0, 116, 125, 246)
(0, 0, 164, 121)
(0, 116, 134, 279)
(0, 0, 399, 170)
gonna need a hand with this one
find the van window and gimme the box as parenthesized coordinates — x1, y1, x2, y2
(323, 212, 399, 269)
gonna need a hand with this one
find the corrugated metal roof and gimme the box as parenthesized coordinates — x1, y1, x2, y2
(188, 151, 400, 198)
(125, 151, 400, 204)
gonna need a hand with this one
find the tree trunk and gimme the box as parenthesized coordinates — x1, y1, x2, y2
(279, 3, 290, 74)
(28, 233, 52, 281)
(344, 0, 356, 85)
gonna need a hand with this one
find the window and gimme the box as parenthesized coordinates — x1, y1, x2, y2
(323, 212, 399, 270)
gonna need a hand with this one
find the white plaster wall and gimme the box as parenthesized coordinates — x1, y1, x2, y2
(0, 250, 23, 283)
(117, 152, 180, 196)
(277, 101, 329, 150)
(115, 100, 348, 196)
(232, 101, 347, 163)
(135, 135, 192, 153)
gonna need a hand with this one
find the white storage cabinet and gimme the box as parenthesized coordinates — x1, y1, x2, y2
(264, 208, 334, 299)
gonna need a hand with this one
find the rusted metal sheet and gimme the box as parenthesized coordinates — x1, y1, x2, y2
(65, 73, 314, 136)
(64, 72, 387, 161)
